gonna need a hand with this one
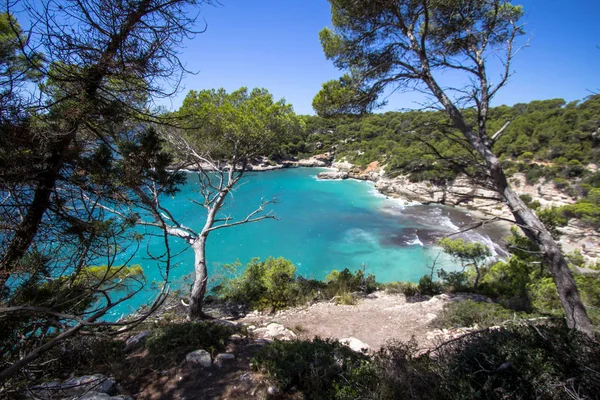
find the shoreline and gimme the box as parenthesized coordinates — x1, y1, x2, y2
(175, 154, 598, 265)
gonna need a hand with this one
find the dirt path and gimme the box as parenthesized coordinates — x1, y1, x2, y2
(240, 291, 472, 349)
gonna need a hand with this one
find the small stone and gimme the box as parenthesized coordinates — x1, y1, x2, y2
(267, 386, 279, 395)
(185, 349, 212, 367)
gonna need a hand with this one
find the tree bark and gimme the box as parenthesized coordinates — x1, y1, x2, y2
(502, 183, 593, 334)
(188, 235, 208, 320)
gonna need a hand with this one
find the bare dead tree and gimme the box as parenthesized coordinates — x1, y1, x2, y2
(127, 130, 277, 320)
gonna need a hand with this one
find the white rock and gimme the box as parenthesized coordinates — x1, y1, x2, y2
(340, 337, 370, 353)
(317, 171, 349, 180)
(185, 349, 212, 367)
(253, 323, 297, 340)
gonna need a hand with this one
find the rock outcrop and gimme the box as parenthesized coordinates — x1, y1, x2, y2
(317, 171, 349, 180)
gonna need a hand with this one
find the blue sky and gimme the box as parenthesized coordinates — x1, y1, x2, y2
(165, 0, 600, 115)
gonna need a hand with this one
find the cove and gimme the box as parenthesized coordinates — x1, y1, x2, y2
(111, 167, 504, 318)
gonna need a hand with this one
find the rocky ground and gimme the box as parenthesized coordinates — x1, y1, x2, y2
(240, 291, 483, 350)
(31, 292, 484, 400)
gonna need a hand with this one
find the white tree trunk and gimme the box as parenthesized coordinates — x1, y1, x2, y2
(188, 235, 208, 320)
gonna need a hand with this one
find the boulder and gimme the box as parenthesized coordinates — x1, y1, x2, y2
(297, 158, 327, 167)
(332, 160, 354, 171)
(185, 349, 212, 367)
(253, 323, 297, 340)
(340, 337, 370, 353)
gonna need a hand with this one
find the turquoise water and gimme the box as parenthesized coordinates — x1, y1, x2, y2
(111, 167, 491, 318)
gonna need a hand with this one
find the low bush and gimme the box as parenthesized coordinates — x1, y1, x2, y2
(253, 338, 367, 400)
(214, 258, 377, 311)
(258, 322, 600, 400)
(325, 267, 377, 297)
(437, 269, 469, 293)
(382, 281, 419, 296)
(346, 322, 600, 400)
(436, 300, 523, 329)
(417, 275, 442, 296)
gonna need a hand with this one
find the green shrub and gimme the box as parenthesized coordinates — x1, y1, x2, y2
(417, 275, 442, 296)
(554, 177, 570, 190)
(519, 193, 533, 204)
(214, 257, 300, 311)
(437, 269, 469, 293)
(325, 267, 377, 297)
(437, 300, 522, 329)
(479, 257, 533, 311)
(253, 338, 367, 399)
(382, 281, 419, 296)
(518, 151, 534, 162)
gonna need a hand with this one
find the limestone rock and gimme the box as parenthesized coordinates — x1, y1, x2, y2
(185, 349, 212, 367)
(317, 171, 349, 180)
(297, 158, 327, 167)
(331, 160, 354, 171)
(253, 323, 297, 340)
(340, 337, 370, 353)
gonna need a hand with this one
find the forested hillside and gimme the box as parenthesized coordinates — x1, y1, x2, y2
(283, 96, 600, 185)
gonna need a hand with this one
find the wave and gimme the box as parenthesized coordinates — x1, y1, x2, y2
(407, 234, 424, 247)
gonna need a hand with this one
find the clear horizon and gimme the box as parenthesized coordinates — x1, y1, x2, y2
(156, 0, 600, 115)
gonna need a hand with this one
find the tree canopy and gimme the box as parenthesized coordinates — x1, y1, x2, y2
(178, 87, 303, 163)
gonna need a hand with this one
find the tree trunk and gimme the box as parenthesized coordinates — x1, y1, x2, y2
(502, 184, 593, 334)
(473, 265, 480, 290)
(424, 78, 594, 335)
(483, 149, 593, 335)
(0, 133, 74, 290)
(188, 235, 208, 320)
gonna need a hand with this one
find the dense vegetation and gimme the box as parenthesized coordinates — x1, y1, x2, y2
(2, 0, 600, 395)
(212, 257, 377, 310)
(282, 96, 600, 185)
